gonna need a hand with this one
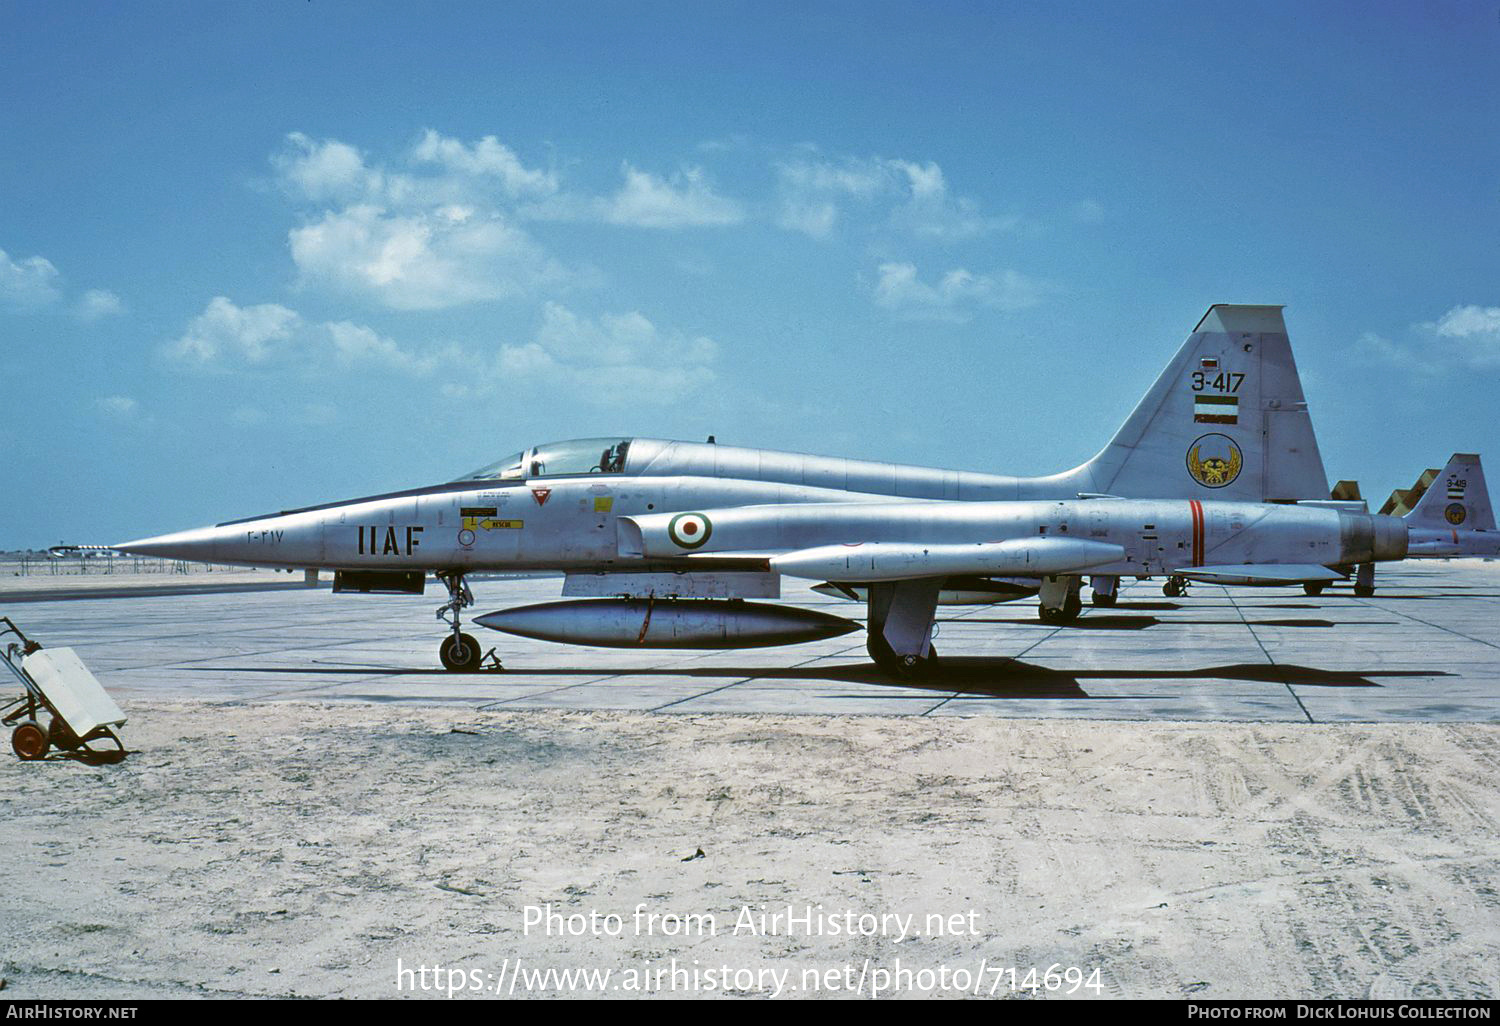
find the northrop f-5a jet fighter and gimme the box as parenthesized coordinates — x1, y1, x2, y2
(118, 305, 1407, 676)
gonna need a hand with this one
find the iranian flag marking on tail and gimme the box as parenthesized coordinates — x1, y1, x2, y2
(1193, 394, 1239, 424)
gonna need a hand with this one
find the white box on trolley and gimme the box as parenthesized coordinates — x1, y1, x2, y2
(21, 647, 127, 737)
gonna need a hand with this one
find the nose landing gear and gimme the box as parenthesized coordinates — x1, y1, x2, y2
(435, 571, 488, 672)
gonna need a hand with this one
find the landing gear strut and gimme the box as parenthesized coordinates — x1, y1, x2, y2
(865, 580, 941, 679)
(435, 571, 482, 672)
(1089, 575, 1118, 607)
(1038, 575, 1083, 624)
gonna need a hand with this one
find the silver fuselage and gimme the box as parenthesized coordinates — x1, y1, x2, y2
(122, 471, 1405, 580)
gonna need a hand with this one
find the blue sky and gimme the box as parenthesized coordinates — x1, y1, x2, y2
(2, 1, 1497, 547)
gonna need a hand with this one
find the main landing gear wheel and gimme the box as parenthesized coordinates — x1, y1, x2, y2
(1303, 582, 1326, 597)
(440, 632, 482, 673)
(867, 635, 939, 680)
(11, 721, 48, 761)
(1353, 585, 1375, 598)
(1091, 592, 1117, 607)
(1038, 593, 1083, 625)
(1162, 576, 1188, 598)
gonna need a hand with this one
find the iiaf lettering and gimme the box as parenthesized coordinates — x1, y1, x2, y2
(356, 525, 424, 556)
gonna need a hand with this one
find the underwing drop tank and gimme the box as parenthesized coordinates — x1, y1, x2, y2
(475, 599, 860, 649)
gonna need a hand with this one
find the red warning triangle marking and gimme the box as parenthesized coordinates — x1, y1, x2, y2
(531, 488, 552, 506)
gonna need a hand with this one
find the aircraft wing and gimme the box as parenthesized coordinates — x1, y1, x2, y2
(1174, 564, 1344, 586)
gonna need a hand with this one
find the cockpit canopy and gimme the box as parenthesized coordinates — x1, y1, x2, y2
(454, 438, 632, 482)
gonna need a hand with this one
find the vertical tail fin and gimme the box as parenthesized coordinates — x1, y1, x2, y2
(1405, 454, 1495, 532)
(1071, 305, 1330, 502)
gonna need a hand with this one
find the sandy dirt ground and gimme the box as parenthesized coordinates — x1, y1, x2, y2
(1, 703, 1497, 1000)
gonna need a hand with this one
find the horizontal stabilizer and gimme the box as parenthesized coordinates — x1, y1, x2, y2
(1175, 563, 1343, 586)
(772, 538, 1125, 583)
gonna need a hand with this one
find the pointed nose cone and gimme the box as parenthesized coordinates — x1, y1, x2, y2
(114, 525, 227, 561)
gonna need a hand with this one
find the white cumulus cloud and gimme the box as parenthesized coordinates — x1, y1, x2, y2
(1353, 304, 1500, 374)
(165, 297, 444, 375)
(774, 154, 1010, 241)
(606, 164, 743, 228)
(530, 164, 745, 229)
(528, 162, 750, 228)
(274, 131, 571, 310)
(1, 245, 126, 317)
(288, 203, 565, 310)
(167, 296, 303, 364)
(410, 129, 558, 198)
(0, 247, 63, 308)
(326, 320, 438, 373)
(76, 289, 125, 321)
(494, 302, 717, 403)
(1430, 304, 1500, 340)
(873, 262, 1045, 322)
(274, 132, 383, 204)
(1425, 304, 1500, 369)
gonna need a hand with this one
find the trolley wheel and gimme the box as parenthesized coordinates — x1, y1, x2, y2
(48, 717, 82, 752)
(440, 632, 482, 673)
(12, 721, 49, 761)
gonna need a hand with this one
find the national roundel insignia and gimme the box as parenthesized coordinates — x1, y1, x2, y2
(1186, 433, 1243, 489)
(667, 512, 713, 549)
(1445, 503, 1467, 526)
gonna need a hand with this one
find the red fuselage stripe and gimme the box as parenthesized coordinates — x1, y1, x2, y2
(1190, 500, 1204, 566)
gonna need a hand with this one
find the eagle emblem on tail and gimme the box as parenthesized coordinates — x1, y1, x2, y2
(1187, 434, 1243, 489)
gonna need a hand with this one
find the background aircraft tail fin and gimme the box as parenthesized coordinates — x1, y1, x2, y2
(1405, 453, 1495, 532)
(1379, 488, 1410, 516)
(1072, 305, 1330, 502)
(1384, 466, 1439, 516)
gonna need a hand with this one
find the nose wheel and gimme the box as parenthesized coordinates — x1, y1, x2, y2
(440, 632, 482, 673)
